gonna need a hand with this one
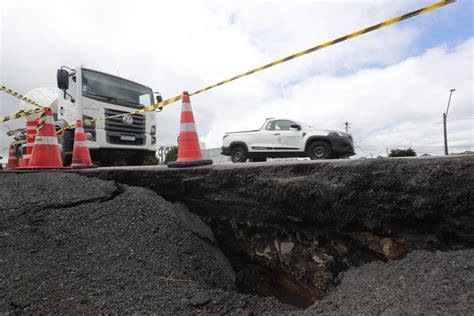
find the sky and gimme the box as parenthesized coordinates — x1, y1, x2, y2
(1, 0, 473, 161)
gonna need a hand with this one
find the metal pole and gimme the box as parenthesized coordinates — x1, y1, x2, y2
(443, 112, 448, 155)
(444, 89, 455, 156)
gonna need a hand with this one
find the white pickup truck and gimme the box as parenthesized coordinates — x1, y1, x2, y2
(221, 118, 355, 162)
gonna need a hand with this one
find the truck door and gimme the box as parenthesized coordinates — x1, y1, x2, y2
(249, 120, 275, 151)
(272, 120, 302, 150)
(57, 74, 78, 123)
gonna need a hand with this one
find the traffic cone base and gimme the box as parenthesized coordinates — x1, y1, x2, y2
(18, 156, 31, 168)
(167, 91, 212, 168)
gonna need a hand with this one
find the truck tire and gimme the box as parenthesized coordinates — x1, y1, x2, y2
(57, 130, 73, 166)
(231, 146, 248, 163)
(308, 141, 332, 160)
(100, 157, 114, 167)
(15, 144, 23, 161)
(126, 151, 146, 166)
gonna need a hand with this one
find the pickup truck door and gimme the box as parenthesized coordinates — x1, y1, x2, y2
(249, 122, 274, 151)
(272, 120, 303, 150)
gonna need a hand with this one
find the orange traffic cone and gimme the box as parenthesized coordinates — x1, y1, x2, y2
(70, 119, 96, 169)
(28, 107, 63, 169)
(167, 91, 212, 168)
(7, 144, 19, 169)
(18, 118, 38, 168)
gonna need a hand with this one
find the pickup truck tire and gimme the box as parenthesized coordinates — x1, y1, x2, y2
(231, 146, 248, 163)
(308, 141, 332, 160)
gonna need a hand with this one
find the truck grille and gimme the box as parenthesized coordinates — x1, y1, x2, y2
(105, 108, 146, 145)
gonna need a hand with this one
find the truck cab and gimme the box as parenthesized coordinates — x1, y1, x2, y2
(56, 66, 159, 166)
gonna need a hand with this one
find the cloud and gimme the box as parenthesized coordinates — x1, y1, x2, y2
(1, 0, 471, 160)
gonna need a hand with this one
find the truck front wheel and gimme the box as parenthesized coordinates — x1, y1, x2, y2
(231, 147, 248, 163)
(126, 151, 146, 166)
(57, 130, 73, 166)
(308, 141, 332, 160)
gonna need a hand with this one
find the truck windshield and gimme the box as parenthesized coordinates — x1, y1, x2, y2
(82, 69, 153, 108)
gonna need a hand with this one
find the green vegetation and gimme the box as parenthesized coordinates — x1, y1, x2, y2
(389, 148, 417, 157)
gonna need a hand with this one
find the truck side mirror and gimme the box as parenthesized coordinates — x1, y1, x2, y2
(57, 69, 69, 90)
(155, 94, 163, 103)
(290, 124, 301, 131)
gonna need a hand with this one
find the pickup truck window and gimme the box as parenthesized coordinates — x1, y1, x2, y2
(265, 121, 276, 130)
(274, 120, 296, 131)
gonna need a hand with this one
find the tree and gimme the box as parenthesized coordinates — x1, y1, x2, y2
(389, 147, 417, 157)
(164, 146, 178, 164)
(142, 151, 159, 165)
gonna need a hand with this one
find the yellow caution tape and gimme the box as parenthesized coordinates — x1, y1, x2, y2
(0, 107, 44, 124)
(188, 0, 455, 97)
(150, 0, 455, 112)
(0, 85, 44, 109)
(1, 0, 455, 134)
(0, 85, 45, 123)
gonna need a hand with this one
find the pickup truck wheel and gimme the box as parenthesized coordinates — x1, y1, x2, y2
(308, 141, 332, 160)
(231, 147, 248, 163)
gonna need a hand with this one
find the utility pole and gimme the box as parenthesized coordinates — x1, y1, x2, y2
(345, 122, 350, 133)
(443, 89, 456, 155)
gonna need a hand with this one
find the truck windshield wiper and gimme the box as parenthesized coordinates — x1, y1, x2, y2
(85, 93, 117, 101)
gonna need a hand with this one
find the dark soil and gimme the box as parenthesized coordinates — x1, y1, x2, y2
(306, 249, 474, 315)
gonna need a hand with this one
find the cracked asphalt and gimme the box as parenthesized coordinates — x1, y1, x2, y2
(0, 172, 291, 314)
(1, 156, 473, 314)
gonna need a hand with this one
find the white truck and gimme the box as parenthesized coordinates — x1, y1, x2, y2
(221, 118, 355, 162)
(14, 66, 161, 166)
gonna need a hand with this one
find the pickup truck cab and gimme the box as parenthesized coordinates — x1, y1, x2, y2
(222, 118, 355, 162)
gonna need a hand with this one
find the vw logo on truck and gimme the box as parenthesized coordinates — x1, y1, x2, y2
(122, 115, 133, 126)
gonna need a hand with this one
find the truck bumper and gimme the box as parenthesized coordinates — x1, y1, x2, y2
(330, 137, 355, 157)
(221, 146, 231, 156)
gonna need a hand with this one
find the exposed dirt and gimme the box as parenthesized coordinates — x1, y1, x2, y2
(79, 156, 474, 305)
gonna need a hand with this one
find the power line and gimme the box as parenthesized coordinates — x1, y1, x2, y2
(360, 145, 474, 148)
(357, 117, 474, 140)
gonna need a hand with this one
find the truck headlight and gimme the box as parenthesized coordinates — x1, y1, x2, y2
(151, 125, 156, 134)
(151, 136, 156, 145)
(85, 131, 96, 141)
